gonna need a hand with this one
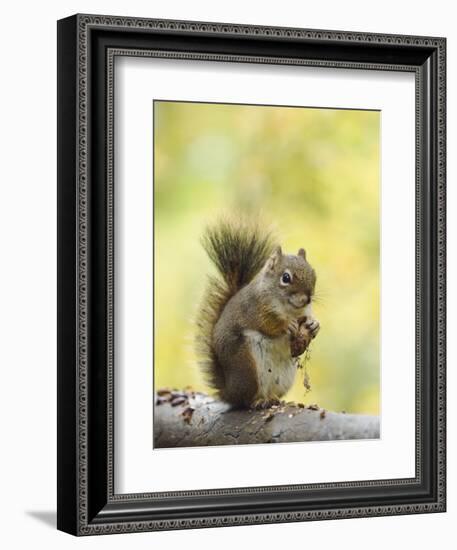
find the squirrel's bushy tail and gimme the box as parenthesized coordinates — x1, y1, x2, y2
(196, 220, 276, 391)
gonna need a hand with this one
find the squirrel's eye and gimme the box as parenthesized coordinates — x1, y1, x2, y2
(281, 272, 291, 285)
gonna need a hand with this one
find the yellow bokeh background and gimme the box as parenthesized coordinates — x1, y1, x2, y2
(154, 101, 380, 415)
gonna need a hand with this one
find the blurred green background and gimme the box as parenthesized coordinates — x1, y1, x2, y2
(154, 101, 380, 415)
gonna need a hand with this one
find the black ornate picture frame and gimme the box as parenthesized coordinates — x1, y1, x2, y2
(57, 14, 446, 535)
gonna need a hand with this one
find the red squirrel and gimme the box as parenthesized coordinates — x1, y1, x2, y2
(196, 221, 320, 408)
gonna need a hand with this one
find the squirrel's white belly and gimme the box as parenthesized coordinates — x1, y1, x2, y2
(244, 329, 297, 401)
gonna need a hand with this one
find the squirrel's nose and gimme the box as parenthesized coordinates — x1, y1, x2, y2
(295, 294, 309, 307)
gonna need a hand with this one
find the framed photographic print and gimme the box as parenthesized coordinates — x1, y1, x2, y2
(57, 14, 446, 535)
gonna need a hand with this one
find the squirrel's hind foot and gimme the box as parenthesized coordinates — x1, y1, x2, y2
(251, 398, 282, 411)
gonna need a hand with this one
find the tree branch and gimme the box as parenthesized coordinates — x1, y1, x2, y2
(154, 390, 380, 448)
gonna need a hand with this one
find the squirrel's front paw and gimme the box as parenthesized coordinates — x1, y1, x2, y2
(287, 319, 300, 337)
(304, 317, 320, 339)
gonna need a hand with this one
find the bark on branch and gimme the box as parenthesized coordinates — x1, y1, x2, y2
(154, 390, 380, 448)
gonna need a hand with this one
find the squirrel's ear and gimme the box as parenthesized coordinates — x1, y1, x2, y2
(266, 246, 282, 271)
(298, 248, 306, 260)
